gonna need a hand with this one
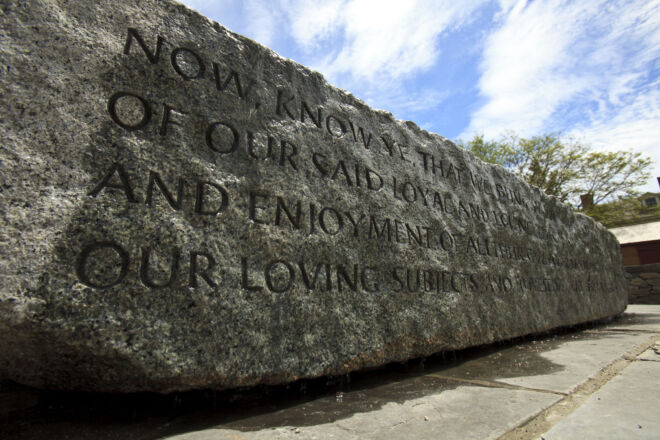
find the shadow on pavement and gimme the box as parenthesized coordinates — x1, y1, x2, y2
(2, 316, 626, 440)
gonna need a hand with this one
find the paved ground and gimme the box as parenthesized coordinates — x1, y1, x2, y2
(2, 304, 659, 440)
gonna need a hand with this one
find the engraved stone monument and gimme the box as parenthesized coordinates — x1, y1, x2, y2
(0, 0, 628, 392)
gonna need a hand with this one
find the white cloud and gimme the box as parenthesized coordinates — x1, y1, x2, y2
(570, 84, 660, 193)
(462, 0, 601, 138)
(304, 0, 488, 83)
(241, 0, 282, 47)
(277, 0, 490, 116)
(184, 0, 485, 115)
(463, 0, 660, 191)
(178, 0, 240, 27)
(284, 0, 346, 50)
(181, 0, 284, 47)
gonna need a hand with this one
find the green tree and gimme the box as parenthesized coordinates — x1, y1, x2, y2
(456, 133, 516, 166)
(457, 132, 653, 208)
(578, 150, 653, 205)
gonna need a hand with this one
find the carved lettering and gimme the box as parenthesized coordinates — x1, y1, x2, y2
(189, 251, 217, 288)
(160, 104, 187, 136)
(206, 121, 239, 154)
(146, 171, 184, 210)
(140, 246, 180, 288)
(107, 91, 152, 131)
(77, 241, 130, 289)
(123, 28, 163, 64)
(170, 47, 205, 80)
(195, 182, 229, 215)
(88, 162, 138, 203)
(265, 260, 295, 293)
(213, 63, 245, 98)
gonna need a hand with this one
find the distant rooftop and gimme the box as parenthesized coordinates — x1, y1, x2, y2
(610, 221, 660, 245)
(587, 195, 660, 228)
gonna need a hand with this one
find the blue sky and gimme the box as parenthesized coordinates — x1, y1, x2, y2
(180, 0, 660, 193)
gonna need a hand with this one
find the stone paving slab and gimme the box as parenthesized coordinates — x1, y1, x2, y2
(605, 305, 660, 332)
(432, 331, 654, 394)
(636, 341, 660, 361)
(167, 386, 560, 440)
(496, 331, 654, 393)
(541, 359, 660, 440)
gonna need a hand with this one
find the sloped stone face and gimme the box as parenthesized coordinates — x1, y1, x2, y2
(0, 0, 628, 393)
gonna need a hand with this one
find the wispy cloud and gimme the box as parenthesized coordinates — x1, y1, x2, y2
(462, 0, 601, 138)
(462, 0, 660, 190)
(284, 0, 489, 118)
(239, 0, 283, 47)
(184, 0, 484, 116)
(294, 0, 487, 83)
(284, 0, 346, 51)
(570, 83, 660, 192)
(178, 0, 241, 27)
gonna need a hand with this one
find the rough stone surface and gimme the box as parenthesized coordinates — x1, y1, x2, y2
(631, 278, 648, 287)
(625, 264, 660, 304)
(627, 263, 660, 274)
(0, 0, 628, 392)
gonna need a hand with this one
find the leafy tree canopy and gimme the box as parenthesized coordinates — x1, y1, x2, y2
(456, 132, 653, 208)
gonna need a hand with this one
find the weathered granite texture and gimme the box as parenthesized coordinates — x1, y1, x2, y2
(0, 0, 628, 393)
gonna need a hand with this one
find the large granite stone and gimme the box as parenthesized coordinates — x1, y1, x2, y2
(0, 0, 628, 393)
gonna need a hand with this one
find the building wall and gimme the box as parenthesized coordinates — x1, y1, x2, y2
(624, 263, 660, 304)
(621, 246, 640, 265)
(621, 240, 660, 265)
